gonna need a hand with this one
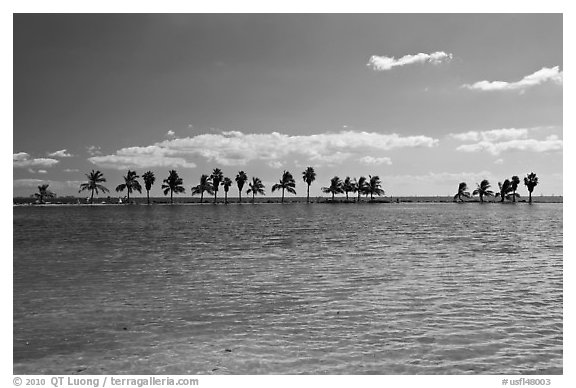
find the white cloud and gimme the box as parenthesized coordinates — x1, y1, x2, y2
(48, 149, 73, 158)
(456, 138, 563, 155)
(88, 130, 438, 170)
(166, 130, 175, 137)
(359, 156, 392, 166)
(63, 168, 80, 173)
(494, 158, 504, 165)
(450, 127, 562, 156)
(462, 66, 563, 92)
(86, 145, 102, 156)
(367, 51, 453, 71)
(88, 155, 197, 170)
(38, 170, 47, 174)
(267, 161, 283, 169)
(450, 128, 529, 142)
(13, 152, 59, 168)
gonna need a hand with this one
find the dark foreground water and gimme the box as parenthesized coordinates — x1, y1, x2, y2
(13, 203, 563, 374)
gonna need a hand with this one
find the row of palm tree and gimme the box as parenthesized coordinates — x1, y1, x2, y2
(72, 168, 539, 204)
(75, 167, 390, 204)
(454, 172, 539, 203)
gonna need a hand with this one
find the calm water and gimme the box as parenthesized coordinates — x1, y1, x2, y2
(13, 203, 563, 374)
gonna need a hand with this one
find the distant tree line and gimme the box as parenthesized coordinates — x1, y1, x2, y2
(30, 168, 540, 205)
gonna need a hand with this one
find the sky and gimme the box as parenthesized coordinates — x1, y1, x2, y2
(12, 13, 563, 199)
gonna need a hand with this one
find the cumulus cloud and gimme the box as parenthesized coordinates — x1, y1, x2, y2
(456, 138, 563, 155)
(450, 127, 563, 156)
(48, 149, 73, 158)
(88, 130, 438, 170)
(367, 51, 453, 71)
(462, 66, 563, 92)
(359, 156, 392, 166)
(63, 168, 80, 173)
(13, 152, 59, 168)
(86, 145, 102, 156)
(166, 130, 175, 138)
(450, 128, 529, 142)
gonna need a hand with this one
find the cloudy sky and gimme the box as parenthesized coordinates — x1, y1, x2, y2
(13, 14, 562, 198)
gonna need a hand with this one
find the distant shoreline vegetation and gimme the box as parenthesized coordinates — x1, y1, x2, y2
(17, 168, 560, 205)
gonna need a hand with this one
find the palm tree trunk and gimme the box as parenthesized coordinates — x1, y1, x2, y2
(214, 191, 217, 204)
(529, 191, 532, 204)
(90, 189, 94, 204)
(200, 191, 204, 203)
(225, 191, 228, 204)
(358, 191, 361, 202)
(252, 192, 255, 204)
(346, 192, 349, 201)
(513, 190, 516, 202)
(127, 190, 130, 204)
(147, 190, 150, 205)
(479, 193, 483, 203)
(170, 190, 173, 204)
(281, 188, 285, 203)
(332, 192, 334, 201)
(239, 188, 242, 203)
(307, 184, 310, 203)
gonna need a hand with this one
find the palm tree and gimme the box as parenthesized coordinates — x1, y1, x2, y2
(161, 170, 185, 204)
(222, 177, 233, 204)
(34, 184, 55, 204)
(79, 170, 109, 204)
(472, 179, 494, 203)
(302, 167, 316, 203)
(235, 171, 248, 203)
(115, 170, 142, 203)
(453, 182, 471, 202)
(495, 179, 513, 203)
(247, 177, 265, 203)
(342, 177, 355, 201)
(322, 176, 343, 201)
(191, 174, 214, 203)
(524, 172, 539, 204)
(210, 168, 224, 204)
(367, 175, 385, 200)
(355, 176, 368, 202)
(142, 171, 156, 205)
(272, 170, 297, 203)
(510, 175, 521, 202)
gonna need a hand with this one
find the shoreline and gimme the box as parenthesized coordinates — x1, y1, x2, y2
(13, 196, 563, 206)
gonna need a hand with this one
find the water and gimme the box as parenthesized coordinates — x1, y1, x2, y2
(13, 203, 563, 374)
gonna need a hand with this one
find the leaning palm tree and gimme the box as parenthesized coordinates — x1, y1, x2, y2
(79, 170, 109, 204)
(235, 171, 248, 203)
(191, 174, 214, 203)
(247, 177, 265, 203)
(142, 171, 156, 205)
(34, 184, 55, 204)
(272, 170, 297, 203)
(472, 179, 494, 203)
(495, 179, 513, 203)
(355, 176, 368, 202)
(453, 182, 471, 202)
(367, 175, 385, 200)
(524, 172, 539, 204)
(115, 170, 142, 204)
(342, 177, 355, 201)
(161, 169, 185, 204)
(210, 168, 224, 204)
(322, 176, 343, 201)
(510, 175, 521, 203)
(302, 167, 316, 203)
(222, 177, 233, 204)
